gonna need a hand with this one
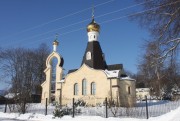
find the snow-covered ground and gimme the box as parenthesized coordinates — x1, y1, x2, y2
(0, 106, 180, 121)
(0, 100, 179, 121)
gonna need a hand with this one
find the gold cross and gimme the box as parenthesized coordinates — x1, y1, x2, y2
(92, 5, 95, 19)
(55, 33, 59, 40)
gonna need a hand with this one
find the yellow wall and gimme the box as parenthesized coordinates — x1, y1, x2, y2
(61, 64, 136, 107)
(41, 52, 63, 104)
(62, 64, 110, 105)
(119, 80, 136, 107)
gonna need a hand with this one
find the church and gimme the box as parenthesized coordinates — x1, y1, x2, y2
(41, 15, 136, 107)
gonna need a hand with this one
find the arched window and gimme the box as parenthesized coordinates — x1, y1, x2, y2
(128, 86, 131, 94)
(90, 35, 93, 40)
(86, 51, 91, 60)
(82, 79, 87, 95)
(51, 57, 58, 91)
(91, 82, 96, 95)
(102, 53, 105, 61)
(74, 83, 78, 95)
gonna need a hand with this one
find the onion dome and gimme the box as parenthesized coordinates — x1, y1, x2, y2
(53, 40, 59, 46)
(87, 18, 100, 32)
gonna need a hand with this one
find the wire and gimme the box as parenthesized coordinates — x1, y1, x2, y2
(3, 0, 179, 48)
(60, 0, 180, 36)
(2, 0, 153, 45)
(0, 0, 115, 40)
(95, 0, 154, 19)
(18, 18, 91, 42)
(25, 27, 86, 47)
(99, 0, 180, 24)
(24, 0, 180, 47)
(24, 0, 154, 41)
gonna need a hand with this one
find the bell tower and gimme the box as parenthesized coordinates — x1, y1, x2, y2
(81, 7, 107, 70)
(41, 36, 64, 104)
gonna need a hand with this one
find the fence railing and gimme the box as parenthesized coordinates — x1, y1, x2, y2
(0, 97, 180, 119)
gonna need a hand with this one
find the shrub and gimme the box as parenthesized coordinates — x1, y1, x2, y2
(53, 105, 64, 118)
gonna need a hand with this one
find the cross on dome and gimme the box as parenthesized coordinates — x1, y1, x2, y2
(87, 6, 100, 32)
(53, 33, 59, 46)
(92, 5, 95, 19)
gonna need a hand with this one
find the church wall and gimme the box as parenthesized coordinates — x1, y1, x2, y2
(62, 64, 111, 106)
(41, 67, 52, 104)
(54, 66, 63, 103)
(109, 78, 121, 106)
(119, 80, 136, 107)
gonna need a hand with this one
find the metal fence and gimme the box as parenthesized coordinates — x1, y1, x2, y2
(0, 98, 180, 119)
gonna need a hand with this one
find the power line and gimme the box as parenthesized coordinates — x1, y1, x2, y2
(25, 0, 153, 41)
(0, 0, 115, 40)
(100, 0, 180, 24)
(24, 0, 180, 47)
(58, 0, 180, 36)
(3, 0, 153, 46)
(17, 18, 91, 42)
(95, 0, 154, 19)
(25, 27, 86, 47)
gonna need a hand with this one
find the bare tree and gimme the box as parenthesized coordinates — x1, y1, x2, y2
(137, 41, 180, 99)
(32, 43, 50, 94)
(137, 41, 164, 97)
(133, 0, 180, 98)
(0, 44, 50, 113)
(134, 0, 180, 63)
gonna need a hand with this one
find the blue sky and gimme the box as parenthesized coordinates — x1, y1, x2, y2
(0, 0, 150, 89)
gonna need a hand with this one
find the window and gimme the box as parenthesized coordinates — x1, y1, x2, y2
(90, 35, 93, 39)
(51, 58, 58, 92)
(128, 86, 131, 94)
(74, 83, 78, 95)
(102, 53, 105, 61)
(82, 79, 87, 95)
(91, 82, 96, 95)
(86, 51, 91, 60)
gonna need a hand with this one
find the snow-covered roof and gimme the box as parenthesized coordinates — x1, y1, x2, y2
(104, 70, 135, 81)
(136, 88, 150, 92)
(104, 70, 120, 78)
(4, 93, 17, 99)
(120, 76, 135, 81)
(56, 79, 65, 83)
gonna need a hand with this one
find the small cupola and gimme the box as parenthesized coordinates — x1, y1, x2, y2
(53, 34, 59, 52)
(87, 7, 100, 42)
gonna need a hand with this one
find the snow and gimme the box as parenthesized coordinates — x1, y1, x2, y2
(104, 70, 120, 78)
(136, 88, 150, 92)
(56, 79, 65, 83)
(120, 76, 135, 81)
(4, 93, 16, 99)
(104, 69, 136, 81)
(0, 106, 180, 121)
(0, 101, 180, 121)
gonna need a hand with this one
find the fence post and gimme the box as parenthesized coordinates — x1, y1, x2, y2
(105, 97, 108, 118)
(4, 99, 7, 113)
(72, 98, 75, 118)
(45, 98, 47, 115)
(23, 98, 26, 114)
(145, 96, 149, 119)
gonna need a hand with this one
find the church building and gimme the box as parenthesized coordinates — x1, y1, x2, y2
(41, 15, 136, 107)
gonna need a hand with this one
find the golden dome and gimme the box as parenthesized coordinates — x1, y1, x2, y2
(53, 40, 59, 46)
(87, 18, 100, 32)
